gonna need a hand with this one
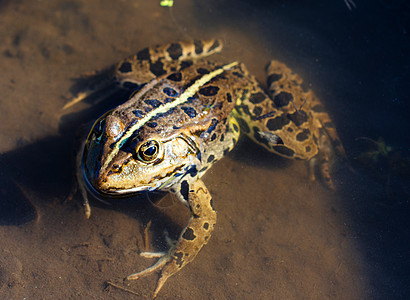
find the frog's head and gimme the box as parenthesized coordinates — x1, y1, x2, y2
(82, 110, 201, 197)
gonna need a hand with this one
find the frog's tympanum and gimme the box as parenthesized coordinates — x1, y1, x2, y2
(71, 40, 346, 297)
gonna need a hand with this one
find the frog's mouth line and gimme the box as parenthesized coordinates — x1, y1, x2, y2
(81, 160, 172, 202)
(81, 164, 144, 200)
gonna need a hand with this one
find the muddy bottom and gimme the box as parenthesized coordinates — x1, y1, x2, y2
(0, 0, 408, 299)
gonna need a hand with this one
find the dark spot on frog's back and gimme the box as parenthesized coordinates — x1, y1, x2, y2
(145, 99, 162, 108)
(233, 71, 244, 78)
(194, 40, 204, 54)
(132, 109, 144, 118)
(118, 61, 132, 73)
(266, 115, 290, 131)
(167, 43, 183, 60)
(203, 119, 218, 135)
(287, 110, 308, 126)
(208, 74, 227, 84)
(175, 252, 184, 267)
(149, 60, 166, 76)
(252, 106, 262, 116)
(136, 47, 150, 60)
(163, 87, 179, 97)
(232, 122, 239, 133)
(199, 86, 219, 96)
(180, 180, 189, 201)
(273, 91, 293, 107)
(182, 227, 196, 241)
(296, 129, 310, 141)
(267, 73, 282, 86)
(249, 92, 266, 104)
(167, 72, 182, 82)
(180, 60, 193, 70)
(196, 68, 210, 75)
(207, 154, 215, 163)
(181, 106, 197, 118)
(208, 40, 220, 52)
(187, 166, 198, 177)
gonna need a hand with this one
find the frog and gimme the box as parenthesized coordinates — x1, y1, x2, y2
(68, 39, 346, 297)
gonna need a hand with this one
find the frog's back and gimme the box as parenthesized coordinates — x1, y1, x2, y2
(112, 61, 243, 144)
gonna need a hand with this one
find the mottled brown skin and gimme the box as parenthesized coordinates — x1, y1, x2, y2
(234, 60, 346, 188)
(70, 39, 346, 297)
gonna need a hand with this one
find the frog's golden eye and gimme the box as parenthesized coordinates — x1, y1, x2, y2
(137, 140, 162, 163)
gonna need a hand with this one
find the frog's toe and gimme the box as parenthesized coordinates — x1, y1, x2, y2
(140, 251, 167, 258)
(126, 253, 171, 280)
(127, 252, 177, 298)
(153, 271, 173, 299)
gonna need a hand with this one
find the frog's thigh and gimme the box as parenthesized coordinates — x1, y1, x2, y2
(234, 77, 317, 159)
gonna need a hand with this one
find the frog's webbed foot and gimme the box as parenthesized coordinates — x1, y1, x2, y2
(307, 132, 338, 190)
(262, 60, 348, 189)
(127, 250, 173, 298)
(127, 178, 216, 298)
(308, 155, 335, 190)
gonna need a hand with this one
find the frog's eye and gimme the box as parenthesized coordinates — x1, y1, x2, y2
(137, 140, 162, 163)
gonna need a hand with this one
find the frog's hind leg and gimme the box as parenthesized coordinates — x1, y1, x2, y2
(310, 109, 348, 190)
(127, 178, 216, 298)
(233, 62, 318, 161)
(266, 60, 347, 188)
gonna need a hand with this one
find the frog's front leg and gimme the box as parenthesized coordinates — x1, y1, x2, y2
(127, 178, 216, 298)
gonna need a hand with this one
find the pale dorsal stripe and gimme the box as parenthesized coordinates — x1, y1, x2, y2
(101, 61, 239, 172)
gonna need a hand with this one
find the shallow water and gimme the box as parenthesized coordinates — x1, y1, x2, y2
(0, 0, 409, 299)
